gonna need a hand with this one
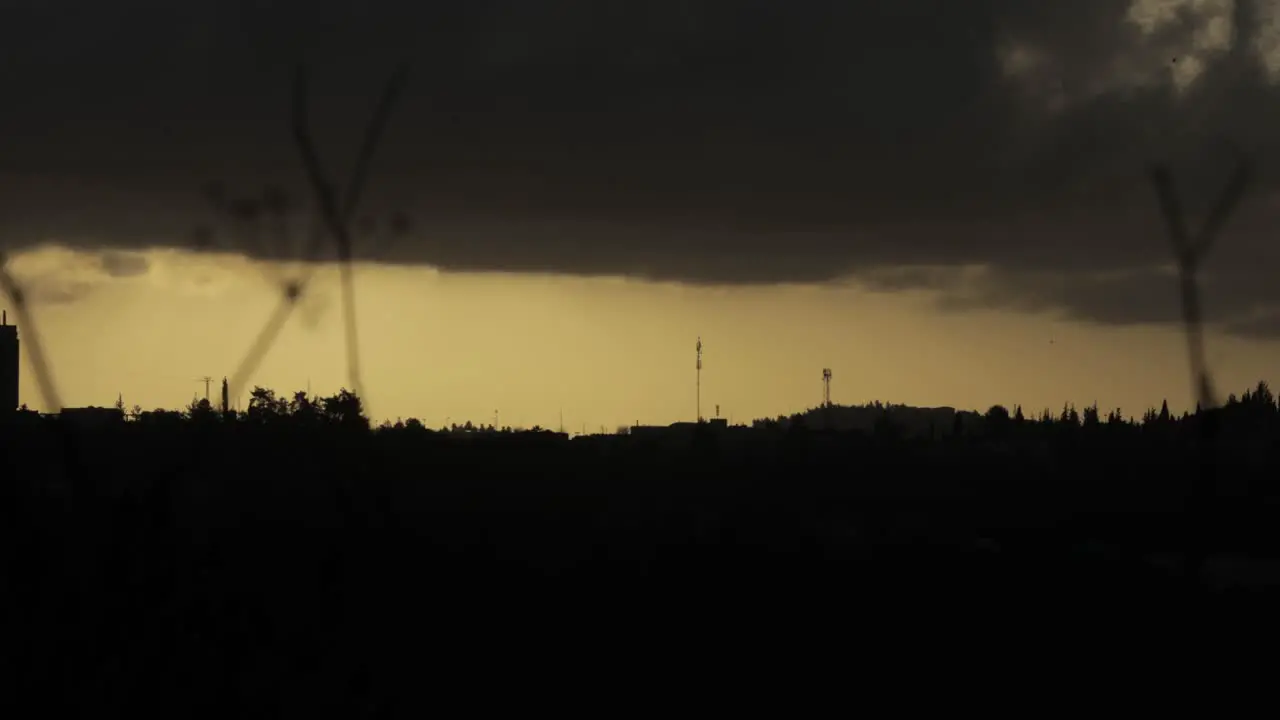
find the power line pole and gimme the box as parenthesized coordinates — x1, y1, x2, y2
(195, 376, 212, 402)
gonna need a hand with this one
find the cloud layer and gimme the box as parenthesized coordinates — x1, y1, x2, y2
(2, 246, 150, 305)
(4, 1, 1280, 334)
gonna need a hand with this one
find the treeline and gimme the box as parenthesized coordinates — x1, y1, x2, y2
(4, 380, 1280, 715)
(757, 379, 1280, 443)
(24, 378, 1280, 441)
(102, 386, 545, 435)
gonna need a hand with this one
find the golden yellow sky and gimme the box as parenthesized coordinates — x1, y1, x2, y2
(5, 244, 1279, 431)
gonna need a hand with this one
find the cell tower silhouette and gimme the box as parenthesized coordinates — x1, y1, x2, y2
(195, 376, 213, 402)
(822, 368, 832, 408)
(696, 336, 703, 423)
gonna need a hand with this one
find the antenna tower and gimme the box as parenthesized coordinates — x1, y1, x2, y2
(696, 336, 703, 422)
(822, 368, 832, 408)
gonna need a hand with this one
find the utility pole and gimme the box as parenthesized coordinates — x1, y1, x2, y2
(195, 376, 212, 402)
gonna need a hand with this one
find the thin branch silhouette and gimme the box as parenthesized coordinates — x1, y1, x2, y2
(223, 62, 409, 407)
(1148, 150, 1252, 410)
(1147, 147, 1253, 587)
(293, 62, 410, 407)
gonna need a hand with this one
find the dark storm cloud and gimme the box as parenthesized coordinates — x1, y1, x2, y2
(4, 1, 1280, 335)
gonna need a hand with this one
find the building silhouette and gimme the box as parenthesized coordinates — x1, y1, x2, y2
(58, 406, 125, 427)
(0, 311, 17, 413)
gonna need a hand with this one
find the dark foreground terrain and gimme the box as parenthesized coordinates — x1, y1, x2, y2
(3, 395, 1280, 713)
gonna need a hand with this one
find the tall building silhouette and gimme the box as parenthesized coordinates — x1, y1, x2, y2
(0, 311, 17, 413)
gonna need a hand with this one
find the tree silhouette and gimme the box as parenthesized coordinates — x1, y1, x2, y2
(248, 386, 287, 422)
(985, 405, 1011, 437)
(320, 389, 369, 430)
(185, 397, 217, 422)
(1059, 403, 1079, 426)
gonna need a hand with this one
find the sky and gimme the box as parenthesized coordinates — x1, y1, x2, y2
(4, 0, 1280, 430)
